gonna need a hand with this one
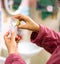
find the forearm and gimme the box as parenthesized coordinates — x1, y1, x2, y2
(8, 47, 18, 54)
(31, 24, 60, 54)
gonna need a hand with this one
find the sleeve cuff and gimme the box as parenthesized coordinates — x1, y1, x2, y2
(30, 24, 45, 46)
(5, 53, 26, 64)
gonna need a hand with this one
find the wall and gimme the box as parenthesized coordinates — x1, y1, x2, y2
(30, 6, 59, 31)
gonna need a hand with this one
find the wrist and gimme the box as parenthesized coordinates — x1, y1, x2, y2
(33, 24, 39, 32)
(8, 49, 18, 54)
(35, 24, 39, 32)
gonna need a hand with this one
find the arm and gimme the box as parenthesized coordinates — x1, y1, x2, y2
(4, 31, 26, 64)
(31, 24, 60, 54)
(47, 46, 60, 64)
(13, 14, 60, 54)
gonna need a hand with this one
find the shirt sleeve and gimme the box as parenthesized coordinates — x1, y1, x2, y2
(30, 24, 60, 54)
(47, 46, 60, 64)
(5, 54, 26, 64)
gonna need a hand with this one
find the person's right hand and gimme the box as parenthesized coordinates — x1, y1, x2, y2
(13, 14, 39, 32)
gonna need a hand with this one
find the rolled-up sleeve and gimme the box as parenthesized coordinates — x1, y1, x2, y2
(5, 54, 26, 64)
(31, 24, 60, 54)
(47, 46, 60, 64)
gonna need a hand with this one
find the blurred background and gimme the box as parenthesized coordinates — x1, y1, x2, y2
(0, 0, 60, 64)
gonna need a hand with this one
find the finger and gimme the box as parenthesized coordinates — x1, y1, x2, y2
(11, 31, 15, 41)
(15, 36, 18, 41)
(18, 35, 22, 40)
(18, 37, 21, 41)
(17, 24, 27, 29)
(12, 14, 28, 22)
(15, 36, 21, 41)
(15, 35, 22, 43)
(16, 39, 20, 43)
(12, 15, 20, 20)
(4, 32, 10, 39)
(4, 32, 10, 43)
(12, 14, 24, 20)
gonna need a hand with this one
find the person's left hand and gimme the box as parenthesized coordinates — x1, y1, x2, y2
(4, 31, 21, 54)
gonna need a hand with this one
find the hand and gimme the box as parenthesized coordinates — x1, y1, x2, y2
(4, 31, 21, 54)
(13, 14, 39, 32)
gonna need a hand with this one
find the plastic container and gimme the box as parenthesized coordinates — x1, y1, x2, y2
(8, 18, 20, 37)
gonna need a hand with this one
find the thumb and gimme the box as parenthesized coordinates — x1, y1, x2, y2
(17, 24, 27, 29)
(11, 31, 15, 41)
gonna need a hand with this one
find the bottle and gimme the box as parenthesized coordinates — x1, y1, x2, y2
(9, 18, 20, 37)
